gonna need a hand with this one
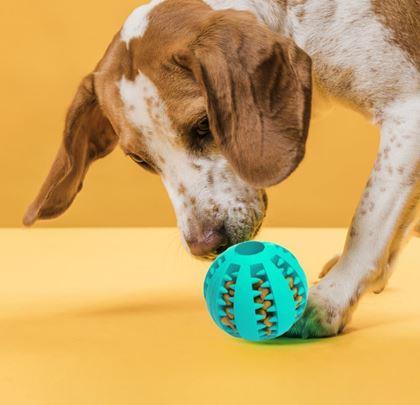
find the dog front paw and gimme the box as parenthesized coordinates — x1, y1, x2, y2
(285, 285, 349, 338)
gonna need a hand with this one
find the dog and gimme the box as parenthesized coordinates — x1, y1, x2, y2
(23, 0, 419, 338)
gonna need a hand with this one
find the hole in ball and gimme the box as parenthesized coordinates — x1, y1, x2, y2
(235, 241, 265, 256)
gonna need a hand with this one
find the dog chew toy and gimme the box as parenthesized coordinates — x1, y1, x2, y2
(204, 241, 308, 341)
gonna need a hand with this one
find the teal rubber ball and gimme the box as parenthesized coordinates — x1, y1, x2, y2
(203, 241, 308, 341)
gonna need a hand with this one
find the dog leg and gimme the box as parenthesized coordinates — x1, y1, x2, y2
(371, 210, 419, 293)
(287, 96, 420, 338)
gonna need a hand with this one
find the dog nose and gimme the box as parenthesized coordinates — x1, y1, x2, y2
(187, 228, 229, 257)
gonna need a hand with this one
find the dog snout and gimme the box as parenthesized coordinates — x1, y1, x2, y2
(186, 227, 229, 258)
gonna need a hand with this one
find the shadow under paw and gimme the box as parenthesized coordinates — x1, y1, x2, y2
(285, 301, 343, 339)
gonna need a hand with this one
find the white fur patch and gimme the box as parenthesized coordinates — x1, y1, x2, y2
(121, 0, 165, 45)
(204, 0, 286, 33)
(118, 72, 174, 139)
(287, 0, 419, 115)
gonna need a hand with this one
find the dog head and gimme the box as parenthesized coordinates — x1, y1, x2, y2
(24, 0, 312, 258)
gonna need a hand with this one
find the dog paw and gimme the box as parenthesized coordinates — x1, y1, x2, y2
(285, 285, 348, 338)
(370, 263, 392, 294)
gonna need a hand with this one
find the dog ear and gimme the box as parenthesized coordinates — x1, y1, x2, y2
(23, 74, 118, 226)
(179, 10, 312, 188)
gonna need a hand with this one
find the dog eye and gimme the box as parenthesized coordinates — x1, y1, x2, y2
(128, 153, 145, 164)
(188, 117, 213, 154)
(195, 117, 211, 138)
(127, 153, 155, 172)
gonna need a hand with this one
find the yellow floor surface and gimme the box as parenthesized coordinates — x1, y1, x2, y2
(0, 228, 419, 405)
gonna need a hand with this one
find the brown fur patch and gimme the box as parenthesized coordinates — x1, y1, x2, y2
(313, 65, 375, 112)
(23, 65, 120, 225)
(296, 8, 305, 22)
(324, 2, 337, 20)
(207, 171, 214, 185)
(289, 0, 308, 5)
(372, 0, 420, 69)
(178, 183, 186, 195)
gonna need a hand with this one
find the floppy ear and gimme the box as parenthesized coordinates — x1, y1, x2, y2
(179, 11, 312, 188)
(23, 74, 118, 226)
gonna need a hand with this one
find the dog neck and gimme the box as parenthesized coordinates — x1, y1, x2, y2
(204, 0, 288, 34)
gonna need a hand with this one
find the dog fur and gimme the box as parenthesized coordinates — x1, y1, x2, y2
(24, 0, 419, 337)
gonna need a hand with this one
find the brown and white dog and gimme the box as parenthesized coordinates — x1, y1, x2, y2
(24, 0, 419, 337)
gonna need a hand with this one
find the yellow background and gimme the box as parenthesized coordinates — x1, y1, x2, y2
(1, 228, 419, 404)
(0, 0, 379, 228)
